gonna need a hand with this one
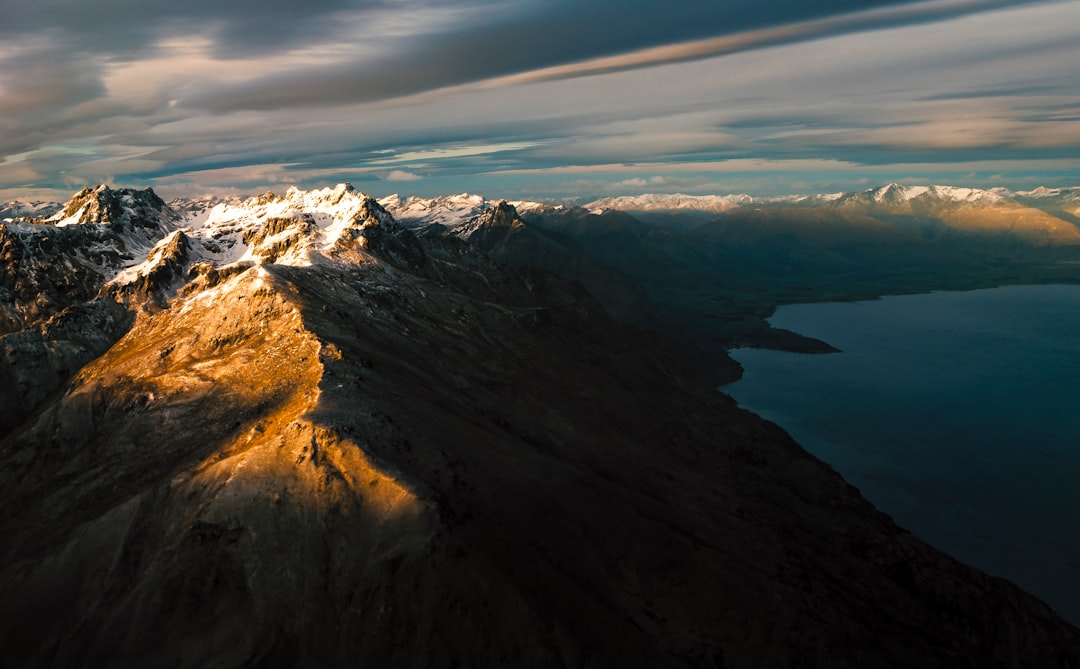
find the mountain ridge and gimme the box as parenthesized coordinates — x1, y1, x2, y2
(2, 184, 1079, 666)
(7, 181, 1080, 226)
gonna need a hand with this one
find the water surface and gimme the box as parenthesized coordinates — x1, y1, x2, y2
(724, 284, 1080, 624)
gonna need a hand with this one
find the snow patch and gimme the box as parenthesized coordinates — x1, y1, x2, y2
(53, 205, 88, 227)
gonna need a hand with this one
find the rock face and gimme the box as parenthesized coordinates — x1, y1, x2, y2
(1, 185, 1079, 668)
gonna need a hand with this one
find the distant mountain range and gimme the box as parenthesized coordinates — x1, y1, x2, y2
(7, 182, 1080, 343)
(9, 181, 1080, 226)
(375, 183, 1080, 369)
(585, 192, 755, 215)
(582, 183, 1080, 214)
(7, 181, 1080, 370)
(2, 183, 1079, 666)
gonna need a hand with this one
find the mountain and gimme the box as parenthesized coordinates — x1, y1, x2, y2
(423, 200, 658, 328)
(392, 199, 750, 379)
(167, 194, 246, 222)
(1011, 186, 1080, 227)
(1013, 185, 1080, 207)
(529, 184, 1080, 358)
(380, 192, 555, 230)
(3, 183, 1078, 667)
(0, 186, 183, 434)
(583, 184, 1080, 243)
(586, 193, 754, 215)
(822, 184, 1080, 245)
(0, 199, 62, 222)
(380, 192, 492, 228)
(45, 184, 178, 232)
(841, 183, 1006, 205)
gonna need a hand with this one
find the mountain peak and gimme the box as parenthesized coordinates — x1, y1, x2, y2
(45, 184, 176, 233)
(118, 184, 420, 276)
(474, 200, 522, 229)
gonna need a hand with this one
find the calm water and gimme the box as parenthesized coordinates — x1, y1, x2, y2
(724, 284, 1080, 624)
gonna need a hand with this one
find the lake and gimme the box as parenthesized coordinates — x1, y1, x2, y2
(723, 284, 1080, 624)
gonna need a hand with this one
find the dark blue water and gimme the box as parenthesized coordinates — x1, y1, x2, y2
(724, 284, 1080, 624)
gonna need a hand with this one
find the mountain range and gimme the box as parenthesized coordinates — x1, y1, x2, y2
(376, 183, 1080, 376)
(2, 183, 1079, 667)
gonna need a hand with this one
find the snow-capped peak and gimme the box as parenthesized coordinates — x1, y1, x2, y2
(171, 184, 398, 269)
(1012, 185, 1080, 200)
(858, 184, 1005, 205)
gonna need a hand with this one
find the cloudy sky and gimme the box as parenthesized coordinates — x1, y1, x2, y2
(1, 0, 1078, 201)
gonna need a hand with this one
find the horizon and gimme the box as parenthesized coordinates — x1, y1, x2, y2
(4, 180, 1080, 209)
(2, 0, 1078, 202)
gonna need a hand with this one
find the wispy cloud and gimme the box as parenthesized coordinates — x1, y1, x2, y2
(368, 142, 541, 165)
(471, 0, 1048, 89)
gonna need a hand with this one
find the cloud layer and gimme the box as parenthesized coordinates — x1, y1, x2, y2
(1, 0, 1077, 200)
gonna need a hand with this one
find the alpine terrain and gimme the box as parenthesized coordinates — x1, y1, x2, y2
(2, 184, 1078, 667)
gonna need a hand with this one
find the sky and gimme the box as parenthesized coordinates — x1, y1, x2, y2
(1, 0, 1079, 202)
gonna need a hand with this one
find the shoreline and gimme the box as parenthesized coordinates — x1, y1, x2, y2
(714, 276, 1080, 384)
(721, 282, 1080, 625)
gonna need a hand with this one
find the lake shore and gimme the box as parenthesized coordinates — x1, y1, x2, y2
(723, 284, 1080, 625)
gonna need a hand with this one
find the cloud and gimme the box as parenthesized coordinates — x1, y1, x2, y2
(384, 170, 422, 182)
(472, 0, 1050, 89)
(368, 142, 541, 165)
(181, 0, 1047, 113)
(1, 0, 1078, 201)
(0, 0, 428, 59)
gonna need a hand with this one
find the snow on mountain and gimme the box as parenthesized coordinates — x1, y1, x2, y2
(0, 183, 422, 312)
(1013, 186, 1080, 199)
(1012, 185, 1080, 211)
(107, 182, 419, 301)
(381, 193, 492, 228)
(14, 181, 1080, 308)
(0, 199, 62, 222)
(46, 185, 178, 231)
(846, 183, 1007, 205)
(0, 186, 183, 322)
(581, 184, 1033, 216)
(1010, 186, 1080, 219)
(168, 194, 245, 227)
(584, 193, 753, 215)
(506, 199, 560, 215)
(827, 183, 1080, 243)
